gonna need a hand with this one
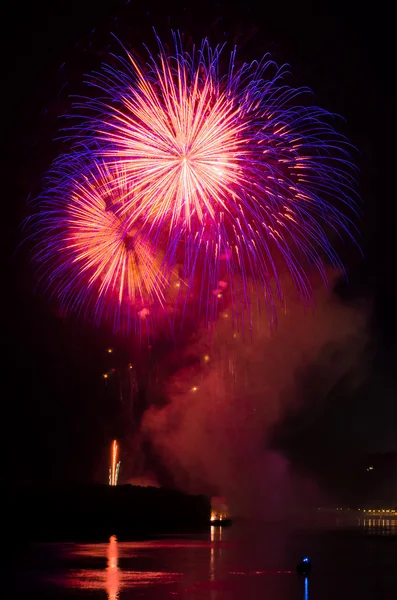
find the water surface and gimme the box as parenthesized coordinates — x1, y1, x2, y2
(6, 518, 397, 599)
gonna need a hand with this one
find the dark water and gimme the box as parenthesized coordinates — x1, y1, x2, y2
(6, 518, 397, 599)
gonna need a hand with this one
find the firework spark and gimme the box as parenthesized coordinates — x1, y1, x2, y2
(33, 32, 358, 332)
(33, 160, 173, 331)
(109, 439, 120, 486)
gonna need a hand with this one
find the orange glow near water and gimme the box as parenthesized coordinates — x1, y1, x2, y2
(58, 537, 182, 595)
(106, 535, 120, 600)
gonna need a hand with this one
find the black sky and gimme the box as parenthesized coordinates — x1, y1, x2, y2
(3, 1, 396, 493)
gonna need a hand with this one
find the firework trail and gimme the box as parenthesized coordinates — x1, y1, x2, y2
(33, 32, 358, 333)
(109, 439, 120, 486)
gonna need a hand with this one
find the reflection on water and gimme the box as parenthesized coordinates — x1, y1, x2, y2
(7, 518, 397, 600)
(359, 518, 397, 534)
(304, 577, 309, 600)
(106, 535, 120, 600)
(210, 525, 223, 583)
(62, 536, 181, 597)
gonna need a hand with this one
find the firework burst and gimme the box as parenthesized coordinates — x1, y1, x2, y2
(33, 32, 358, 333)
(33, 160, 172, 331)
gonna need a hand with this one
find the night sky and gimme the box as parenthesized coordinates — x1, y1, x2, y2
(4, 1, 396, 507)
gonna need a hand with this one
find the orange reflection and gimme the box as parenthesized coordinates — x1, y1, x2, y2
(56, 539, 183, 594)
(209, 525, 224, 600)
(106, 535, 121, 600)
(210, 527, 215, 581)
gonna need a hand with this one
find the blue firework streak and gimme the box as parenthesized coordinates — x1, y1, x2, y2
(32, 32, 359, 333)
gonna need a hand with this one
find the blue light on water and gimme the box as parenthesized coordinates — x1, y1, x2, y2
(304, 576, 309, 600)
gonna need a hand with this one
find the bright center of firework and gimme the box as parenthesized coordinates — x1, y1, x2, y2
(96, 54, 245, 228)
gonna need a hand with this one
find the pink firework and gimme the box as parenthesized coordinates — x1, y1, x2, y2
(33, 32, 358, 332)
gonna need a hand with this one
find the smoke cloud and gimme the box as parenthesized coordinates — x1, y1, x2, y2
(142, 270, 367, 518)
